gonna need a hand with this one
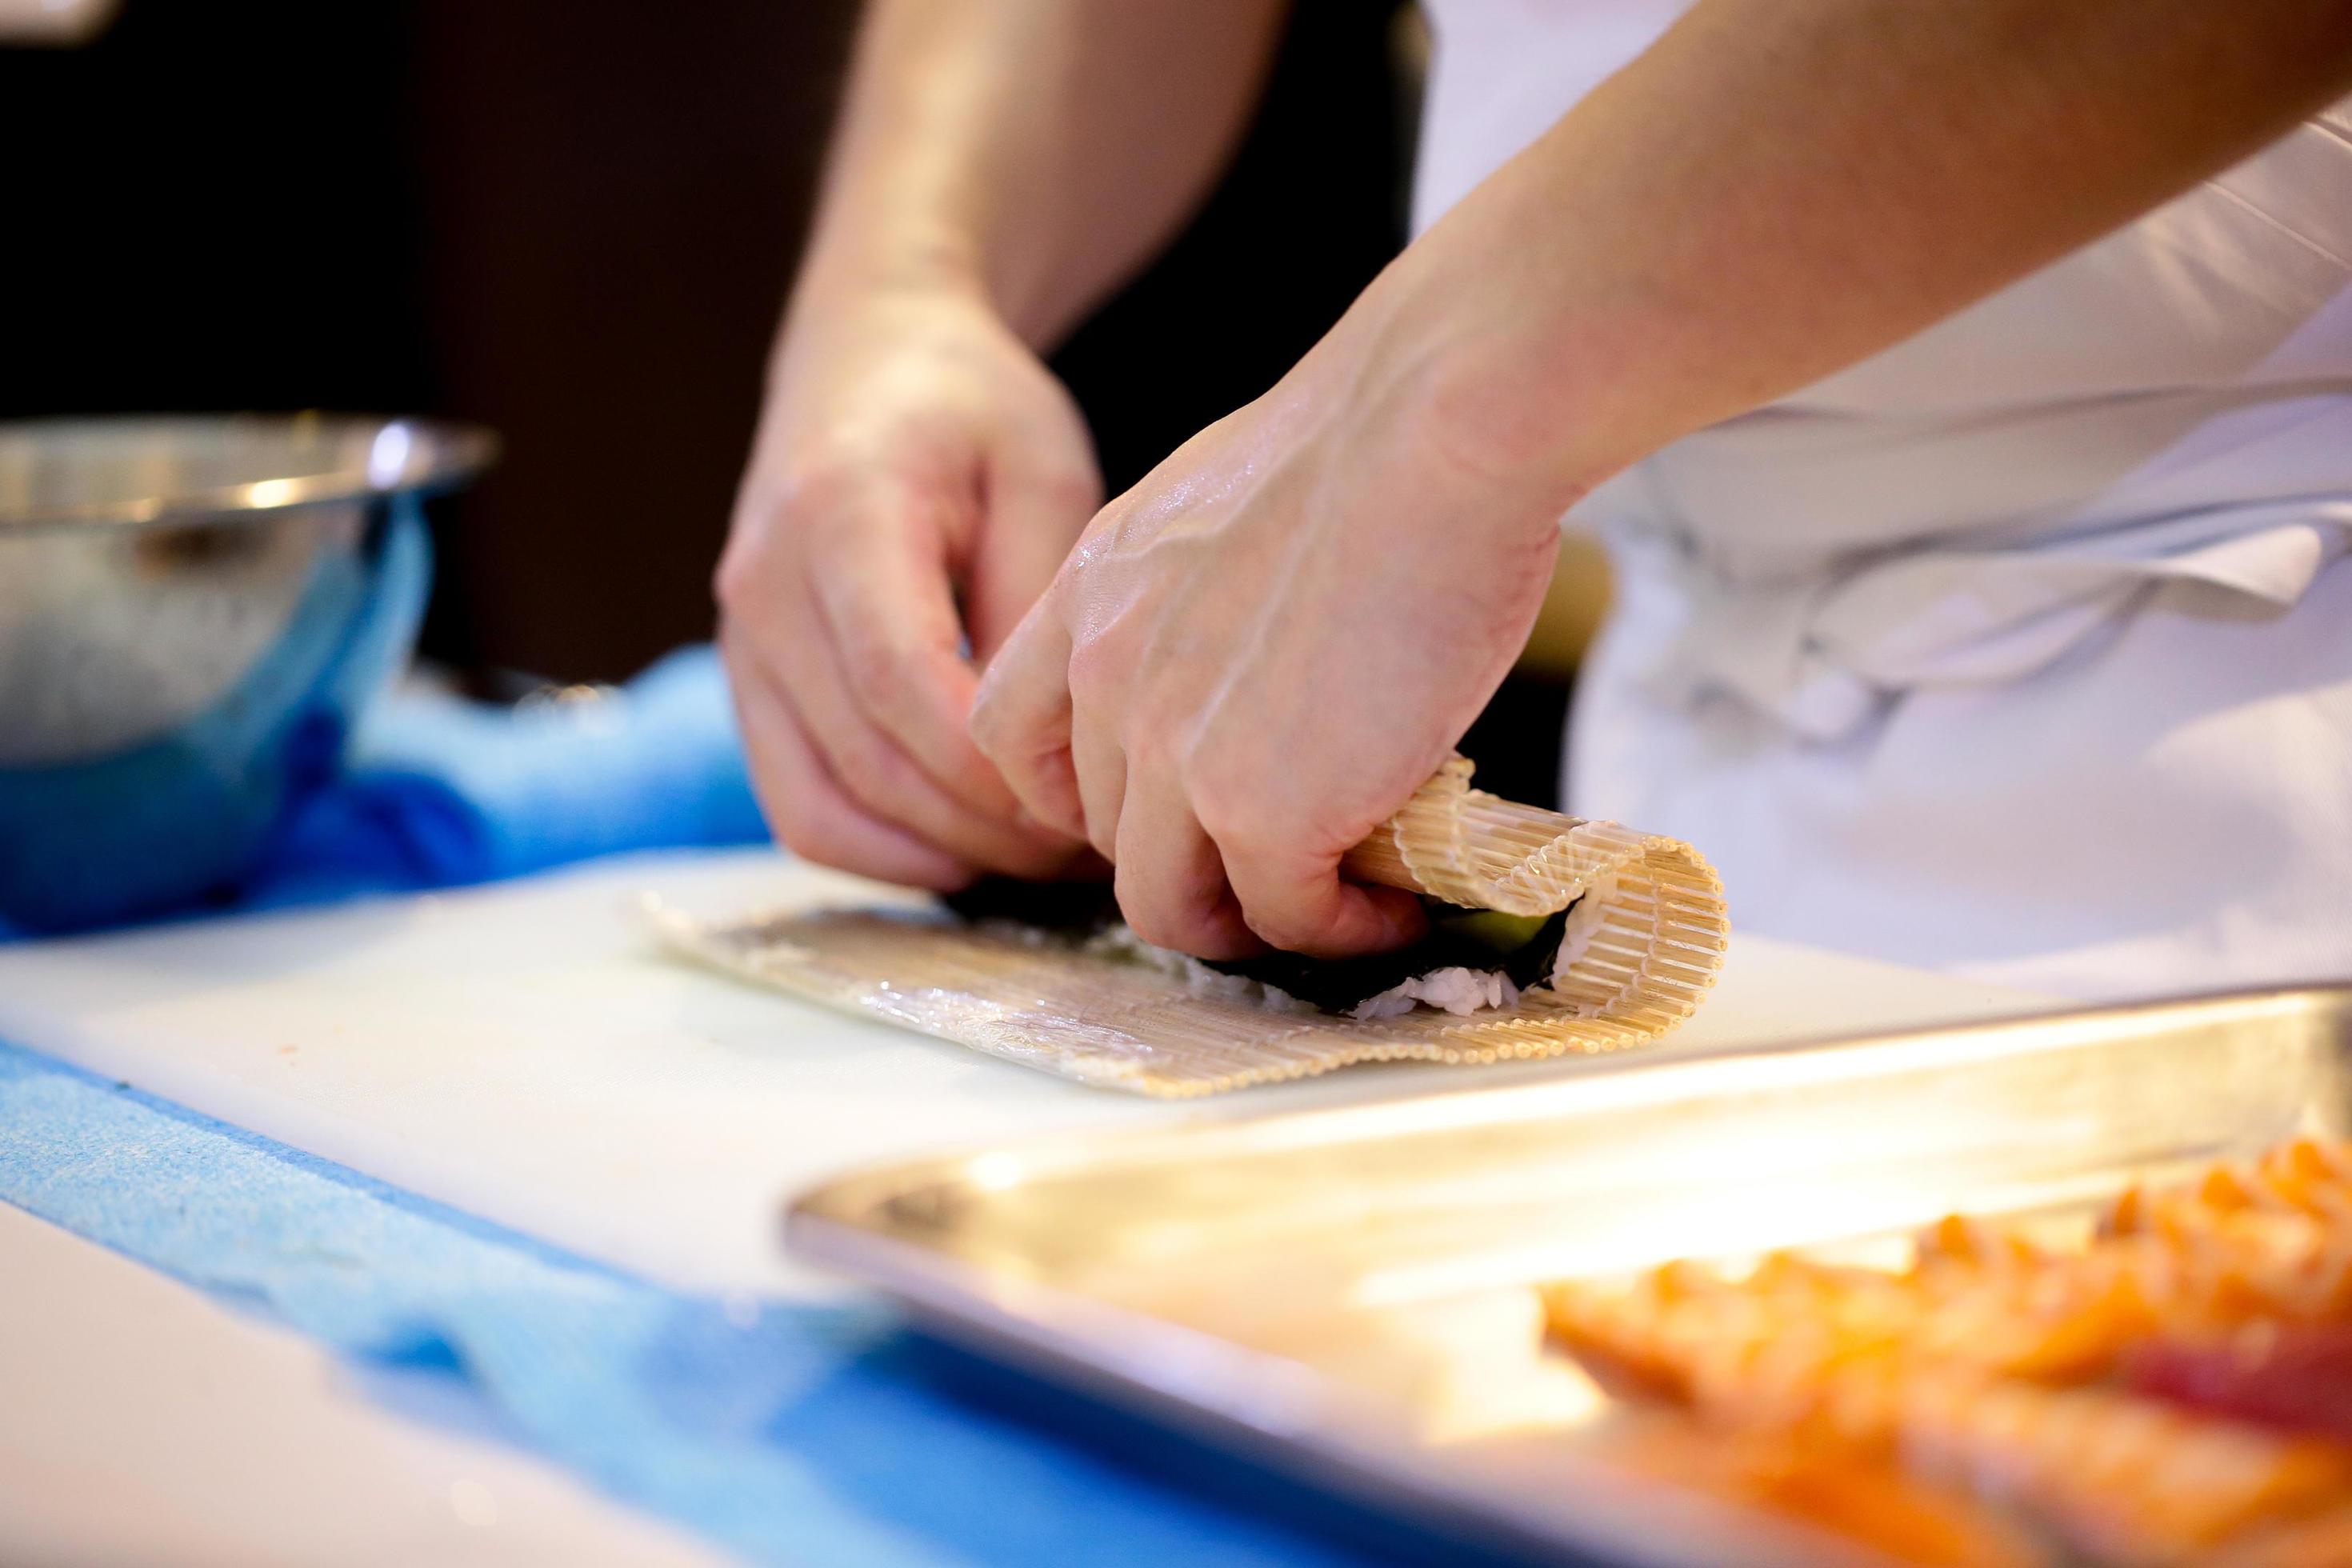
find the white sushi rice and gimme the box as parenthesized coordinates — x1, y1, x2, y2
(1348, 966, 1520, 1020)
(1551, 874, 1615, 979)
(1350, 883, 1606, 1019)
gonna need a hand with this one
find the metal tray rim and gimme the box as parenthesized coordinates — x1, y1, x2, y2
(793, 983, 2349, 1224)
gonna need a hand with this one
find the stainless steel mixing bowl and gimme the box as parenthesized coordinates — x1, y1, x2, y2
(0, 414, 496, 931)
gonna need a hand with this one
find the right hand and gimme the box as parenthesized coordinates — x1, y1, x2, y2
(717, 283, 1102, 889)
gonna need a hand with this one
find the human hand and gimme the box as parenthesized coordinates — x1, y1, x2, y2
(970, 298, 1569, 959)
(717, 284, 1101, 889)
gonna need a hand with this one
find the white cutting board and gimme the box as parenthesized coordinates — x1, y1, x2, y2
(0, 849, 2055, 1298)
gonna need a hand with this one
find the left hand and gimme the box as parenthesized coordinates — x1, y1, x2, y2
(970, 299, 1568, 961)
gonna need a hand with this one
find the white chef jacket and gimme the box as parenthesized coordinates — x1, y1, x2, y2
(1417, 1, 2352, 999)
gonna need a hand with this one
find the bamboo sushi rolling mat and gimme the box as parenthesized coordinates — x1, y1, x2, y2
(662, 757, 1732, 1096)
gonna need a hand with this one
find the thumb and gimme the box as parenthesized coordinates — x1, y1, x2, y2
(965, 451, 1099, 665)
(969, 587, 1086, 841)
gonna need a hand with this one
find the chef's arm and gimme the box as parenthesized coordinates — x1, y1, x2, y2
(1406, 0, 2352, 503)
(717, 0, 1289, 893)
(800, 0, 1290, 350)
(966, 0, 2352, 958)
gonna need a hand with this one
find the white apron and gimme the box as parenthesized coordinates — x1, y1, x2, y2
(1418, 1, 2352, 999)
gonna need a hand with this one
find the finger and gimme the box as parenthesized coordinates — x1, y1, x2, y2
(970, 598, 1086, 839)
(965, 457, 1096, 663)
(1070, 702, 1126, 866)
(720, 628, 974, 890)
(1214, 837, 1428, 958)
(778, 583, 1078, 877)
(1111, 768, 1262, 960)
(810, 487, 1035, 826)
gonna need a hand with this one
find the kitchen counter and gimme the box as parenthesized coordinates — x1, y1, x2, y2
(0, 846, 2058, 1562)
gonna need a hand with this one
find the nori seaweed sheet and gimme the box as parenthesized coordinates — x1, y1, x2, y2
(1202, 903, 1571, 1013)
(939, 876, 1122, 931)
(942, 878, 1574, 1015)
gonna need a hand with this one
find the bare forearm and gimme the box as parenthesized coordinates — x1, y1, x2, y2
(798, 0, 1287, 348)
(1392, 0, 2352, 502)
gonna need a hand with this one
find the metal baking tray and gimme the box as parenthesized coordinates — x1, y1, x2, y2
(787, 986, 2352, 1566)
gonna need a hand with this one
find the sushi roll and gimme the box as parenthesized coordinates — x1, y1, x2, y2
(942, 754, 1721, 1024)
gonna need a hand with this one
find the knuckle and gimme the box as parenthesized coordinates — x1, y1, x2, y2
(842, 645, 918, 727)
(1063, 638, 1118, 707)
(711, 542, 760, 615)
(774, 457, 860, 518)
(1112, 872, 1185, 952)
(1188, 780, 1260, 853)
(1034, 465, 1102, 521)
(1122, 906, 1183, 953)
(966, 688, 1011, 762)
(715, 498, 826, 615)
(1117, 723, 1166, 781)
(824, 730, 906, 813)
(1240, 902, 1316, 954)
(768, 806, 830, 864)
(1025, 769, 1088, 844)
(1183, 745, 1282, 854)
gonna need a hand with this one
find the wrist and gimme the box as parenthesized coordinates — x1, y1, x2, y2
(768, 224, 1010, 398)
(791, 215, 994, 315)
(1346, 282, 1606, 536)
(1366, 142, 1702, 518)
(1394, 268, 1646, 522)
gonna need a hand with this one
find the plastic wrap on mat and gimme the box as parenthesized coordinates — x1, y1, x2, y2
(655, 755, 1729, 1097)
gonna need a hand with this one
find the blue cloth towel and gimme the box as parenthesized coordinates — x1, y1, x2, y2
(0, 1038, 1391, 1566)
(0, 645, 766, 942)
(242, 644, 769, 911)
